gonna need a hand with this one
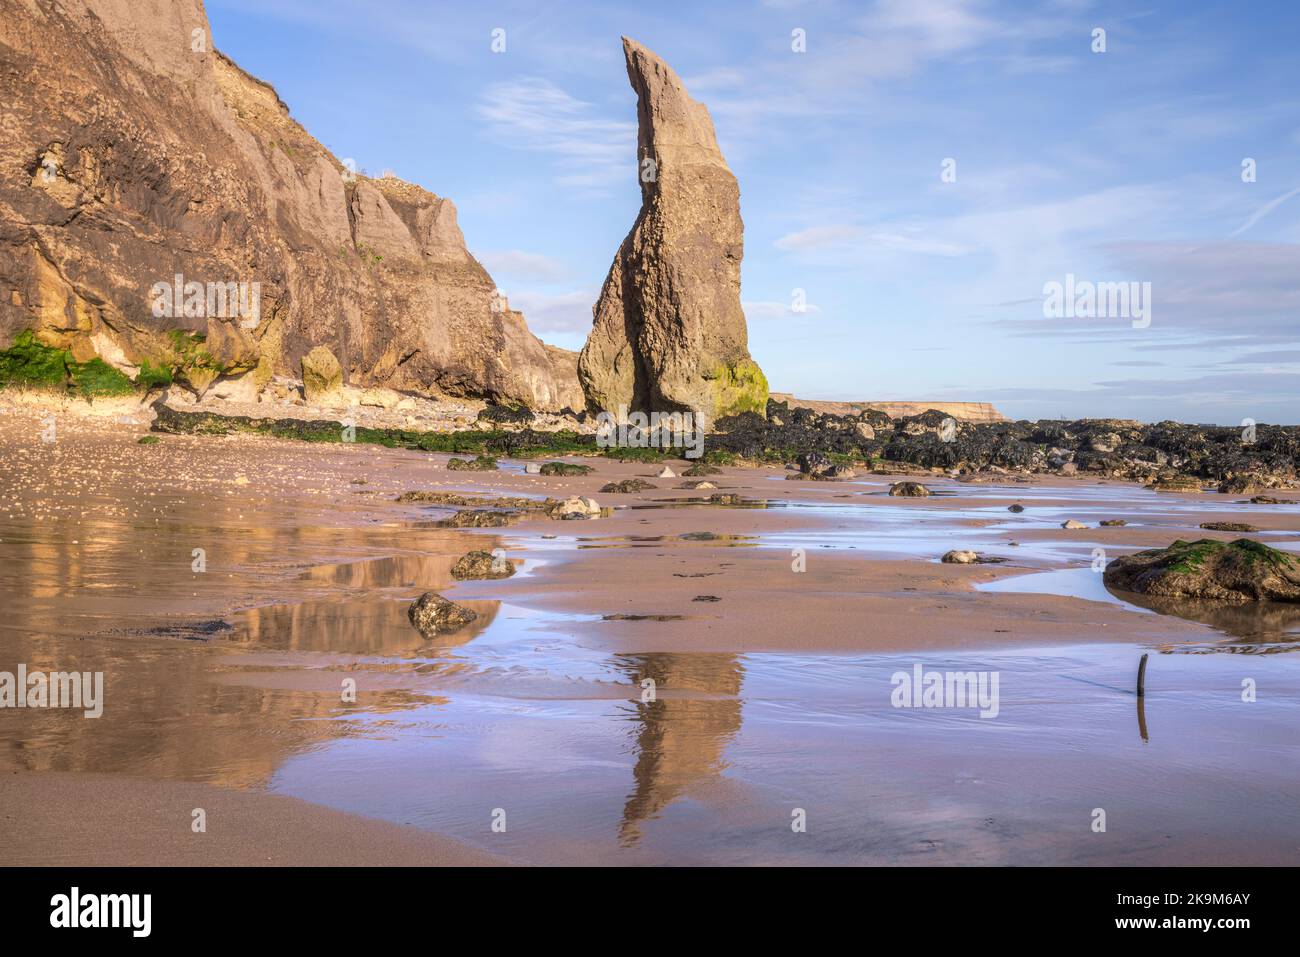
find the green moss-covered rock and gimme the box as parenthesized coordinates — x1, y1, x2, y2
(600, 479, 657, 493)
(705, 358, 769, 420)
(447, 455, 499, 471)
(1103, 538, 1300, 602)
(538, 461, 592, 476)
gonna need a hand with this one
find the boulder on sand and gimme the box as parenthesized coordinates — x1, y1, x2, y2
(301, 346, 344, 406)
(451, 550, 515, 580)
(889, 482, 930, 497)
(601, 479, 656, 493)
(548, 496, 601, 520)
(1103, 538, 1300, 602)
(408, 592, 478, 637)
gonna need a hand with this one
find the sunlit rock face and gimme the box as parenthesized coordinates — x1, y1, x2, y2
(579, 37, 768, 430)
(0, 0, 580, 411)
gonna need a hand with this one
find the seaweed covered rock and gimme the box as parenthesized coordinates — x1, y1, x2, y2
(889, 482, 931, 497)
(601, 479, 656, 493)
(1103, 538, 1300, 602)
(437, 509, 515, 528)
(708, 399, 1300, 488)
(408, 592, 478, 637)
(450, 550, 515, 580)
(447, 455, 499, 471)
(538, 461, 592, 476)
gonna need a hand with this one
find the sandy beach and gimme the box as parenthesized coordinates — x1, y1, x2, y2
(2, 408, 1297, 865)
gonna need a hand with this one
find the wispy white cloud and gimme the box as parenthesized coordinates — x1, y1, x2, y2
(1230, 185, 1300, 237)
(476, 78, 635, 194)
(479, 249, 568, 282)
(508, 288, 597, 334)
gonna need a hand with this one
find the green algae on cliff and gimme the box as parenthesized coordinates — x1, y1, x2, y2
(0, 330, 132, 398)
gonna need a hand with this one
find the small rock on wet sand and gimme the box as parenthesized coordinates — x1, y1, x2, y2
(941, 550, 1007, 564)
(889, 482, 931, 497)
(1062, 520, 1087, 529)
(1200, 521, 1259, 533)
(548, 496, 601, 520)
(451, 550, 516, 580)
(408, 592, 478, 637)
(600, 479, 656, 494)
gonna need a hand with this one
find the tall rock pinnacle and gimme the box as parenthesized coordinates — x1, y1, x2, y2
(578, 37, 768, 428)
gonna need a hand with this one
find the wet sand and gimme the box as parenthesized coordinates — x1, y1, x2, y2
(1, 408, 1298, 865)
(3, 772, 504, 866)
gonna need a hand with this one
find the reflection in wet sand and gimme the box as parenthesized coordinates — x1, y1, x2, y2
(235, 596, 500, 656)
(615, 653, 745, 846)
(1107, 587, 1300, 653)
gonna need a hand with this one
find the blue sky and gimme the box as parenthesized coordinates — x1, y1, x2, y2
(206, 0, 1300, 424)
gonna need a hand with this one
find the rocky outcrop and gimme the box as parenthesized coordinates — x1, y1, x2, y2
(0, 0, 580, 410)
(578, 38, 767, 428)
(1104, 539, 1300, 603)
(709, 399, 1300, 485)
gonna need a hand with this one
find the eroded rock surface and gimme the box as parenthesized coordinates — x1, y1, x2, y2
(578, 38, 767, 427)
(0, 0, 579, 410)
(408, 592, 478, 637)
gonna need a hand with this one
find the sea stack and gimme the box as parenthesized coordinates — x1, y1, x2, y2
(578, 37, 768, 429)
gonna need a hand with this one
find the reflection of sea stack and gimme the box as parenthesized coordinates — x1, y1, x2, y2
(618, 653, 745, 845)
(579, 38, 768, 429)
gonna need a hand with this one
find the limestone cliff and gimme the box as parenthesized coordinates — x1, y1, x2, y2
(0, 0, 580, 410)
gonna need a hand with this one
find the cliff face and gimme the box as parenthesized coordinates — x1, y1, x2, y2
(0, 0, 582, 410)
(768, 394, 1007, 423)
(578, 38, 767, 429)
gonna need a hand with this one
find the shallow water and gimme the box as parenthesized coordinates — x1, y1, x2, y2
(268, 621, 1300, 864)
